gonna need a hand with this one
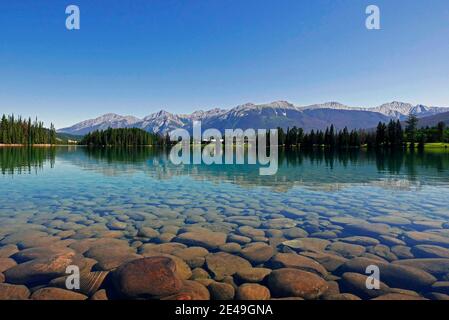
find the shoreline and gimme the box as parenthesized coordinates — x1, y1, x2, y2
(0, 144, 77, 147)
(1, 143, 449, 151)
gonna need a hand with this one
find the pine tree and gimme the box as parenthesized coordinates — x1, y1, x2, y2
(405, 112, 419, 147)
(437, 122, 445, 142)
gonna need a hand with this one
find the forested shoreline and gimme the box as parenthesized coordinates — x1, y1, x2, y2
(1, 113, 448, 149)
(0, 114, 56, 145)
(80, 127, 166, 146)
(278, 114, 448, 150)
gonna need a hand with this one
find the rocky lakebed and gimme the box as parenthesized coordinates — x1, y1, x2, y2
(1, 200, 449, 300)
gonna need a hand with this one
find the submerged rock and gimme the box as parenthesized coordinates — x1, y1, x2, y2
(267, 268, 328, 299)
(237, 226, 265, 239)
(0, 283, 30, 300)
(161, 280, 210, 300)
(430, 282, 449, 295)
(240, 243, 274, 264)
(327, 242, 366, 258)
(49, 271, 109, 296)
(17, 236, 63, 250)
(227, 234, 252, 245)
(235, 267, 272, 283)
(172, 247, 208, 269)
(300, 251, 347, 272)
(322, 280, 340, 297)
(338, 257, 436, 291)
(344, 223, 394, 237)
(269, 253, 327, 276)
(369, 244, 398, 262)
(137, 227, 159, 239)
(391, 245, 414, 259)
(112, 257, 183, 298)
(140, 242, 187, 255)
(205, 252, 252, 280)
(31, 287, 88, 300)
(379, 235, 406, 246)
(368, 216, 411, 226)
(11, 246, 76, 263)
(174, 231, 227, 250)
(85, 245, 141, 271)
(340, 236, 379, 246)
(219, 243, 242, 254)
(90, 289, 108, 300)
(208, 281, 235, 300)
(282, 238, 330, 253)
(191, 267, 210, 280)
(412, 245, 449, 259)
(322, 293, 361, 300)
(236, 283, 271, 300)
(404, 232, 449, 247)
(372, 293, 427, 300)
(106, 220, 127, 231)
(426, 292, 449, 300)
(0, 244, 19, 258)
(0, 258, 17, 273)
(282, 227, 308, 239)
(340, 272, 390, 299)
(392, 258, 449, 276)
(4, 253, 86, 286)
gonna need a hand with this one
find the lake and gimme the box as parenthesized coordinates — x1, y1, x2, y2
(1, 147, 449, 300)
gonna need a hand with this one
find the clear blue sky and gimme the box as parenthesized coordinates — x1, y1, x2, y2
(1, 0, 448, 128)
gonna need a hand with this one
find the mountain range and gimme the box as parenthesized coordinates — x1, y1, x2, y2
(58, 101, 449, 135)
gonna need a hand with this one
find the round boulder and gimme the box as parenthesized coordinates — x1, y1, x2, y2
(236, 283, 271, 300)
(267, 268, 328, 299)
(112, 256, 183, 298)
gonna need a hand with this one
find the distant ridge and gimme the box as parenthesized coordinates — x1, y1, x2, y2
(416, 111, 449, 128)
(58, 101, 449, 135)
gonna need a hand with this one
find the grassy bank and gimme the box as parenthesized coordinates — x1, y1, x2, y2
(424, 143, 449, 152)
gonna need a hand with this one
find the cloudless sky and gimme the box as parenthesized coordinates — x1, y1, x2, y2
(0, 0, 448, 128)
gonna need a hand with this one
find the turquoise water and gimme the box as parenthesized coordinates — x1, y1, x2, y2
(1, 147, 449, 300)
(1, 147, 448, 220)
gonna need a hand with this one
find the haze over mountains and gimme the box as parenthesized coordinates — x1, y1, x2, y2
(58, 101, 449, 135)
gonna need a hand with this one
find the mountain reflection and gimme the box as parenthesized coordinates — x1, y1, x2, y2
(2, 146, 449, 191)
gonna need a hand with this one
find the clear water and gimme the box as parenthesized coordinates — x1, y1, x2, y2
(1, 147, 449, 300)
(2, 147, 448, 220)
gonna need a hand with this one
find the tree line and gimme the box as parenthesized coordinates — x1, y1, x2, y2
(0, 114, 56, 145)
(80, 127, 166, 146)
(277, 113, 448, 150)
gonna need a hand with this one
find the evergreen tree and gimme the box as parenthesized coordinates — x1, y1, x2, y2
(376, 122, 387, 147)
(0, 114, 56, 145)
(80, 127, 163, 146)
(405, 112, 419, 147)
(437, 122, 445, 142)
(395, 120, 404, 147)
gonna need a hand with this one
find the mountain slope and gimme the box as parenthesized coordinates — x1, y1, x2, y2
(371, 101, 448, 119)
(58, 101, 449, 135)
(416, 111, 449, 128)
(59, 113, 141, 135)
(301, 101, 449, 120)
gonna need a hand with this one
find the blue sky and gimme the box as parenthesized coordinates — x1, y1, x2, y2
(0, 0, 448, 128)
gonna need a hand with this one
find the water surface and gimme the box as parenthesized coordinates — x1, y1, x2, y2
(1, 147, 449, 300)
